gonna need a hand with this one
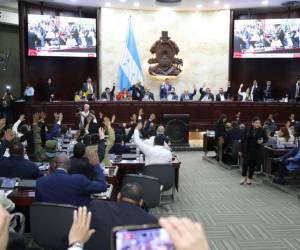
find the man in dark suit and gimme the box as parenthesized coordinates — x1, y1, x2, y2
(43, 78, 55, 102)
(70, 140, 105, 180)
(0, 141, 43, 179)
(290, 79, 300, 100)
(263, 81, 274, 101)
(180, 85, 196, 101)
(216, 83, 231, 102)
(128, 81, 145, 101)
(100, 82, 116, 101)
(160, 78, 172, 100)
(167, 87, 179, 101)
(142, 88, 155, 101)
(199, 86, 214, 101)
(36, 153, 107, 206)
(250, 80, 261, 101)
(85, 183, 157, 250)
(109, 134, 131, 155)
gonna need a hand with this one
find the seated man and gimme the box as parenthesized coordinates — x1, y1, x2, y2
(0, 141, 43, 179)
(134, 123, 172, 166)
(180, 85, 197, 101)
(109, 134, 131, 155)
(142, 88, 155, 101)
(273, 147, 300, 185)
(199, 86, 214, 101)
(100, 83, 115, 101)
(70, 128, 106, 180)
(86, 183, 157, 250)
(144, 124, 170, 150)
(36, 153, 107, 206)
(167, 87, 179, 101)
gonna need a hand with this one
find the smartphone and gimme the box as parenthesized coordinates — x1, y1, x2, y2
(112, 224, 175, 250)
(1, 179, 16, 189)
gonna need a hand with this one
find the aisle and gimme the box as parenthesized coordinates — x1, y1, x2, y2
(151, 152, 300, 250)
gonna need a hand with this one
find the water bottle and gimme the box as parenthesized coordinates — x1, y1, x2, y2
(136, 147, 140, 160)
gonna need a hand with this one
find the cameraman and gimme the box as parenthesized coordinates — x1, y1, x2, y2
(1, 86, 15, 124)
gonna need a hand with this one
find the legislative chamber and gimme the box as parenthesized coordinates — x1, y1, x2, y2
(1, 0, 300, 249)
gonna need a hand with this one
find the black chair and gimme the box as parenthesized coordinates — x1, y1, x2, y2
(122, 174, 161, 209)
(142, 164, 175, 201)
(30, 202, 77, 250)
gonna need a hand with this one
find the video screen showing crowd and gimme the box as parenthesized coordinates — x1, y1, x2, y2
(27, 14, 96, 57)
(234, 19, 300, 58)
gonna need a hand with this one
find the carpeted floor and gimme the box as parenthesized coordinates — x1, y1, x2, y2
(151, 152, 300, 250)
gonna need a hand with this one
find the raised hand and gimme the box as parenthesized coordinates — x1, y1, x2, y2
(111, 114, 116, 124)
(138, 108, 144, 117)
(58, 113, 63, 122)
(87, 150, 100, 167)
(159, 217, 209, 250)
(103, 117, 111, 128)
(68, 207, 95, 246)
(98, 127, 105, 140)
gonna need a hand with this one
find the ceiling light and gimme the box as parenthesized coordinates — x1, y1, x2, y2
(105, 2, 111, 7)
(224, 3, 230, 8)
(213, 0, 220, 4)
(119, 0, 126, 2)
(133, 2, 140, 7)
(196, 4, 203, 8)
(261, 0, 269, 5)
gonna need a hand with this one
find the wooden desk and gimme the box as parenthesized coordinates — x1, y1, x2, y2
(6, 167, 119, 207)
(263, 146, 289, 176)
(15, 101, 300, 131)
(203, 133, 216, 156)
(112, 158, 181, 191)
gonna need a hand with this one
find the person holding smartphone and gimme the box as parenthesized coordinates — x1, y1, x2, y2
(239, 117, 267, 185)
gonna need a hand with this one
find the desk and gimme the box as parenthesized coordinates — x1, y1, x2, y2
(203, 132, 216, 156)
(6, 166, 119, 207)
(15, 101, 300, 131)
(112, 158, 181, 191)
(263, 146, 289, 176)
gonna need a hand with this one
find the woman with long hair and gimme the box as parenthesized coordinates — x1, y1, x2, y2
(277, 127, 294, 146)
(240, 117, 267, 185)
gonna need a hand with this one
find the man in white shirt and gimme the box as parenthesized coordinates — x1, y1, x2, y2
(133, 123, 172, 166)
(24, 83, 34, 102)
(78, 104, 93, 129)
(143, 125, 171, 150)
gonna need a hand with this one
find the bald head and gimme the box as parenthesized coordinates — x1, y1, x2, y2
(156, 125, 165, 135)
(53, 154, 70, 171)
(83, 104, 90, 112)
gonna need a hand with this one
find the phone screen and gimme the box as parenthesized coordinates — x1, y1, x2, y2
(1, 179, 16, 188)
(114, 226, 175, 250)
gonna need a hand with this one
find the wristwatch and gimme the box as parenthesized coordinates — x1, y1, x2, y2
(70, 241, 84, 249)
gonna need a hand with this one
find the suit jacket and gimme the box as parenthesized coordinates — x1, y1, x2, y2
(167, 93, 179, 101)
(199, 88, 214, 101)
(142, 92, 155, 101)
(128, 85, 145, 101)
(0, 139, 9, 157)
(43, 83, 55, 101)
(100, 86, 115, 101)
(0, 156, 43, 179)
(180, 89, 196, 101)
(263, 86, 273, 100)
(36, 168, 107, 206)
(216, 87, 231, 101)
(70, 157, 96, 180)
(250, 85, 262, 101)
(290, 83, 300, 99)
(86, 200, 158, 250)
(159, 83, 172, 99)
(82, 82, 97, 94)
(109, 144, 131, 155)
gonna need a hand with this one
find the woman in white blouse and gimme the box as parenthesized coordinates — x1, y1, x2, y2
(238, 84, 252, 102)
(277, 127, 295, 146)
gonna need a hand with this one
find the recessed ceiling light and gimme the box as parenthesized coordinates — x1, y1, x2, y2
(261, 0, 269, 5)
(196, 4, 203, 9)
(224, 3, 230, 9)
(133, 2, 140, 7)
(213, 0, 220, 4)
(119, 0, 126, 3)
(105, 2, 111, 7)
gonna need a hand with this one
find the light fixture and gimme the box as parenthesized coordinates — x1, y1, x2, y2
(105, 2, 111, 7)
(133, 1, 140, 7)
(119, 0, 126, 3)
(196, 4, 203, 8)
(261, 0, 269, 5)
(213, 0, 220, 4)
(224, 3, 230, 8)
